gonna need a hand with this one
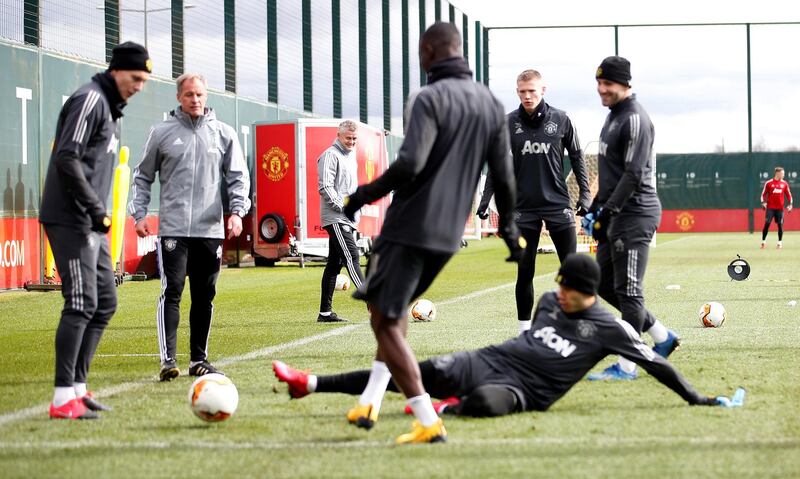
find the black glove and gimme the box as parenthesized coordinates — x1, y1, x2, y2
(575, 205, 590, 217)
(343, 187, 367, 222)
(91, 212, 111, 233)
(499, 223, 525, 262)
(476, 208, 489, 220)
(591, 207, 612, 242)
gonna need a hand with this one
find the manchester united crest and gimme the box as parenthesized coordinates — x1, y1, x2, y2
(163, 238, 177, 252)
(262, 146, 290, 182)
(676, 211, 695, 232)
(576, 320, 597, 339)
(544, 121, 558, 136)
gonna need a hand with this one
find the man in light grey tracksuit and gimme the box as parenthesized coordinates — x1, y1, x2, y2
(316, 120, 365, 323)
(128, 73, 251, 381)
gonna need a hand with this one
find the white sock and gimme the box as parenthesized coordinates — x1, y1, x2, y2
(518, 320, 532, 335)
(647, 321, 669, 344)
(319, 311, 331, 316)
(358, 361, 392, 412)
(777, 241, 782, 246)
(73, 382, 87, 398)
(407, 393, 439, 427)
(307, 375, 318, 393)
(761, 240, 766, 245)
(53, 387, 76, 407)
(618, 357, 637, 374)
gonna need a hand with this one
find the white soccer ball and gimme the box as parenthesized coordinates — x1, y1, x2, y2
(411, 298, 437, 322)
(188, 373, 239, 422)
(699, 302, 727, 328)
(335, 274, 351, 291)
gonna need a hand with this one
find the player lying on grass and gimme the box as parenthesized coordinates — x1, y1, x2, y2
(274, 254, 744, 421)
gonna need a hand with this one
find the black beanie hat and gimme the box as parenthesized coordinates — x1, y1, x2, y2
(108, 41, 152, 73)
(555, 254, 601, 295)
(596, 56, 631, 87)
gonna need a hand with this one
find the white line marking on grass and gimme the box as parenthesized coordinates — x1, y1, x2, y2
(0, 435, 796, 451)
(215, 325, 361, 366)
(0, 326, 360, 428)
(1, 238, 696, 428)
(0, 273, 550, 428)
(437, 281, 519, 305)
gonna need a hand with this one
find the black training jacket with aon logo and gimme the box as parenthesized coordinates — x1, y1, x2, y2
(475, 291, 704, 411)
(595, 94, 660, 215)
(479, 101, 591, 216)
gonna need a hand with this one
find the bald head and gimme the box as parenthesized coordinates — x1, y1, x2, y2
(419, 22, 463, 72)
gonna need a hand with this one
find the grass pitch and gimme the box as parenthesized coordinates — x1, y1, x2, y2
(0, 233, 798, 478)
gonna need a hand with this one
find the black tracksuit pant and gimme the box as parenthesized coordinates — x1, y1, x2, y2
(156, 237, 222, 364)
(45, 224, 117, 387)
(516, 223, 576, 322)
(595, 212, 660, 333)
(316, 359, 521, 417)
(319, 223, 364, 312)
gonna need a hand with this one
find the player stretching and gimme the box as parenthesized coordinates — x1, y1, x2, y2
(760, 166, 793, 249)
(274, 255, 744, 420)
(477, 69, 591, 335)
(584, 56, 679, 380)
(40, 42, 151, 419)
(336, 22, 522, 444)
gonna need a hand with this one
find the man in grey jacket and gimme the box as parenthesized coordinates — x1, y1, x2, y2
(316, 120, 365, 323)
(128, 73, 251, 381)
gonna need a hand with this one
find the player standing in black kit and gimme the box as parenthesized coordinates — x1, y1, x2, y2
(39, 42, 151, 419)
(327, 22, 522, 444)
(585, 56, 679, 380)
(478, 69, 591, 335)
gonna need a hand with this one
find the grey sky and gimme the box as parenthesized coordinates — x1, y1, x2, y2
(451, 0, 800, 153)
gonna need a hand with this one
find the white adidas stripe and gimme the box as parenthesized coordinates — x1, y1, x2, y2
(71, 90, 101, 144)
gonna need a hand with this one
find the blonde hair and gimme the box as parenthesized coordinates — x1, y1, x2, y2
(176, 73, 208, 93)
(517, 69, 542, 83)
(775, 166, 784, 173)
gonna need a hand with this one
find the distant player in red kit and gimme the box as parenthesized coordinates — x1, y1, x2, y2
(760, 166, 793, 249)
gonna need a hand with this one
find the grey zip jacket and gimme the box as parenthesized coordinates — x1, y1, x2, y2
(318, 139, 358, 228)
(128, 107, 251, 238)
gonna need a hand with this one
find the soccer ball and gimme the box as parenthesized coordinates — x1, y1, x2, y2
(335, 274, 350, 291)
(699, 302, 726, 328)
(188, 373, 239, 422)
(411, 298, 437, 322)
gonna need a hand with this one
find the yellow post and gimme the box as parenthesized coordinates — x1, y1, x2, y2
(110, 146, 131, 272)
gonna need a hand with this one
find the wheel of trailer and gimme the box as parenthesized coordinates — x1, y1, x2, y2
(259, 213, 286, 244)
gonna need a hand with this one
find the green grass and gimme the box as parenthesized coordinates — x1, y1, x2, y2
(1, 233, 799, 478)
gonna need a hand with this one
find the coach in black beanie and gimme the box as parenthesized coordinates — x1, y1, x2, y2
(108, 41, 152, 73)
(595, 56, 631, 87)
(556, 254, 601, 295)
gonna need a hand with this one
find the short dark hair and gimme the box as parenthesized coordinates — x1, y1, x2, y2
(421, 22, 462, 51)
